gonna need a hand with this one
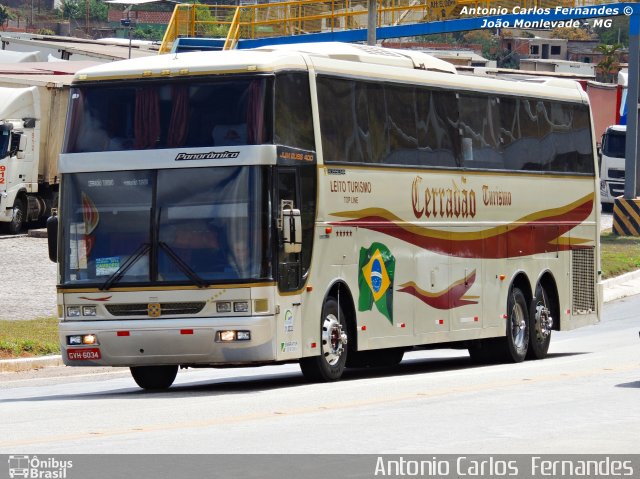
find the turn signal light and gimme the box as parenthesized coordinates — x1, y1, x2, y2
(217, 330, 251, 342)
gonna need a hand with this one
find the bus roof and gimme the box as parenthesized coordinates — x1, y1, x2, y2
(71, 42, 587, 103)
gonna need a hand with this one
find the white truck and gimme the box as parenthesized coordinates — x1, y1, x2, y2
(0, 64, 93, 234)
(599, 124, 626, 210)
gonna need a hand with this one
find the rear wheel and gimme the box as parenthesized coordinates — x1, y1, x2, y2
(527, 284, 553, 359)
(468, 287, 529, 364)
(130, 365, 178, 390)
(505, 287, 529, 362)
(300, 297, 348, 382)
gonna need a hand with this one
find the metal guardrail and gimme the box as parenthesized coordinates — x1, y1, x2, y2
(158, 0, 612, 54)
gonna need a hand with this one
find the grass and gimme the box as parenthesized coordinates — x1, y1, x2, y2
(600, 230, 640, 279)
(1, 232, 640, 359)
(0, 316, 59, 359)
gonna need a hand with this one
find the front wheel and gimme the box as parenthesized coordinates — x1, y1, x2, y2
(6, 197, 26, 234)
(299, 297, 348, 382)
(130, 365, 178, 390)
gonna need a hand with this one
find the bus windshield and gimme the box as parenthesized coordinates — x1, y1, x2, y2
(63, 76, 273, 152)
(60, 166, 272, 287)
(602, 130, 626, 159)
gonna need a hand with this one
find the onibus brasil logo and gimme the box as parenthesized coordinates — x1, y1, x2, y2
(8, 456, 73, 478)
(358, 242, 395, 324)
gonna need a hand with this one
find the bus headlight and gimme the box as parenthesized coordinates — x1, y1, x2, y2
(67, 334, 99, 345)
(82, 306, 97, 317)
(67, 306, 81, 318)
(216, 302, 232, 313)
(233, 301, 249, 313)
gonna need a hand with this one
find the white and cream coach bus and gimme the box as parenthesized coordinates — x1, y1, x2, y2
(47, 42, 602, 389)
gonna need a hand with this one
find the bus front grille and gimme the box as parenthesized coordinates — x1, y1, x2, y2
(105, 302, 206, 317)
(572, 248, 596, 314)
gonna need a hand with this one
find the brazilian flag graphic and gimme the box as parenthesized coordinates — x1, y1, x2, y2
(358, 243, 395, 324)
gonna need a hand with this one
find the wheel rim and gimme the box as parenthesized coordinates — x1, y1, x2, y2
(11, 207, 23, 231)
(534, 301, 553, 340)
(322, 313, 347, 366)
(510, 296, 527, 350)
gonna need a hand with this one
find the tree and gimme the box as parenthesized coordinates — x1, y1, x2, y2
(594, 16, 629, 47)
(0, 5, 13, 29)
(462, 29, 497, 59)
(596, 43, 623, 83)
(58, 0, 82, 21)
(89, 0, 108, 22)
(550, 27, 592, 40)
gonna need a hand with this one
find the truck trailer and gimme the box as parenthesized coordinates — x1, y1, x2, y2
(0, 62, 97, 233)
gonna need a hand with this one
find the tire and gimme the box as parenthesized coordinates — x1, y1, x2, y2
(7, 197, 26, 235)
(469, 287, 530, 364)
(347, 348, 404, 369)
(527, 284, 552, 360)
(299, 297, 348, 382)
(130, 365, 178, 390)
(505, 287, 529, 363)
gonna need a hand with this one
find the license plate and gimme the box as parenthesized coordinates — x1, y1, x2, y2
(67, 348, 101, 360)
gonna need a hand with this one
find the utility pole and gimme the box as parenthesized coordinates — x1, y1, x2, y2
(367, 0, 376, 46)
(85, 0, 90, 35)
(624, 12, 639, 199)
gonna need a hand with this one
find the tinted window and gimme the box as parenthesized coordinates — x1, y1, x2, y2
(274, 72, 315, 150)
(317, 75, 594, 175)
(317, 76, 357, 163)
(386, 85, 418, 165)
(459, 94, 502, 169)
(416, 89, 460, 167)
(60, 167, 273, 287)
(64, 76, 273, 153)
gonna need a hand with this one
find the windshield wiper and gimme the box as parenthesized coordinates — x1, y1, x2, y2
(158, 241, 207, 288)
(100, 242, 151, 291)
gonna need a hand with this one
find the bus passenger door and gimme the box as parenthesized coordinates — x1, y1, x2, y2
(275, 168, 304, 361)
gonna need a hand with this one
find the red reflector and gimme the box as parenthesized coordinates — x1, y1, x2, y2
(400, 323, 406, 328)
(180, 329, 194, 335)
(474, 317, 479, 322)
(117, 331, 130, 337)
(325, 227, 332, 234)
(438, 319, 444, 325)
(311, 342, 317, 349)
(361, 325, 367, 331)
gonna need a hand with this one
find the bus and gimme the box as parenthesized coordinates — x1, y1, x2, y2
(48, 42, 601, 390)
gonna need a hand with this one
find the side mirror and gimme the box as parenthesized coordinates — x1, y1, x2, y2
(47, 215, 58, 262)
(280, 201, 302, 254)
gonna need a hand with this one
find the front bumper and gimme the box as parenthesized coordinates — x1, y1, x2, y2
(59, 315, 276, 367)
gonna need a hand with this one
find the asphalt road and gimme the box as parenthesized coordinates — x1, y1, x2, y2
(0, 292, 638, 455)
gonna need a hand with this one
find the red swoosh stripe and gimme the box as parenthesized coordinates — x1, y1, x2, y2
(398, 270, 478, 310)
(332, 194, 594, 259)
